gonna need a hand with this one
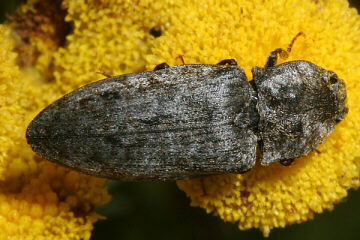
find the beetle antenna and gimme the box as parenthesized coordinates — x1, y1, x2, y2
(265, 32, 304, 68)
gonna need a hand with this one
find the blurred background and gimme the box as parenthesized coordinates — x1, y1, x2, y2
(1, 1, 360, 239)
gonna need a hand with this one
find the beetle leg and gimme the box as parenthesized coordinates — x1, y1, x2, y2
(238, 168, 251, 174)
(96, 71, 112, 78)
(200, 178, 207, 196)
(153, 62, 170, 71)
(280, 158, 295, 166)
(175, 55, 185, 65)
(217, 59, 238, 66)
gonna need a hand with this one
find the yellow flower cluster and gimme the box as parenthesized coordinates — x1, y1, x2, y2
(0, 16, 110, 240)
(1, 0, 359, 238)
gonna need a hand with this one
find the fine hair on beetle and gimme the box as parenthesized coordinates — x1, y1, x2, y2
(26, 32, 348, 181)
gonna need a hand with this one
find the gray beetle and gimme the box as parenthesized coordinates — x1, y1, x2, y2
(26, 33, 348, 181)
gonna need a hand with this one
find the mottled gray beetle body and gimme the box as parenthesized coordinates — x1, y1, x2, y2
(27, 65, 258, 180)
(27, 44, 348, 181)
(252, 61, 347, 165)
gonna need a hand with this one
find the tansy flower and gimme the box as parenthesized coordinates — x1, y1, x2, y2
(1, 0, 359, 238)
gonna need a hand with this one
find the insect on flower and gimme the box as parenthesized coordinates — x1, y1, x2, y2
(26, 33, 348, 181)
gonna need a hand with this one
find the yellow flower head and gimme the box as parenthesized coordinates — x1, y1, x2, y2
(1, 0, 359, 238)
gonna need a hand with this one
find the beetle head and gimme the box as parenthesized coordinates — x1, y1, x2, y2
(326, 71, 348, 123)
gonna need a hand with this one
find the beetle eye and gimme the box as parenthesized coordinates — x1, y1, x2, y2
(329, 72, 338, 84)
(329, 76, 338, 84)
